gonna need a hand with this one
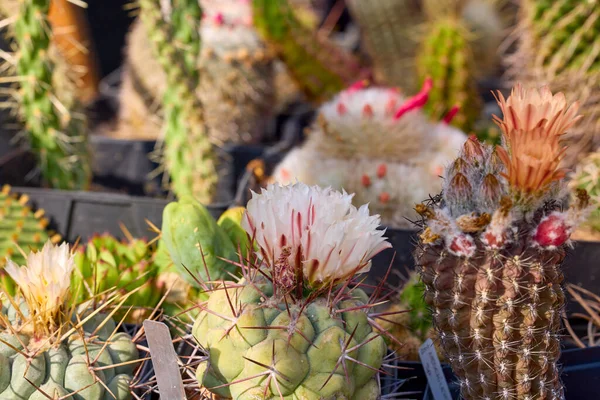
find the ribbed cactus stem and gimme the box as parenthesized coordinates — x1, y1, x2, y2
(12, 0, 90, 189)
(417, 3, 481, 132)
(252, 0, 362, 103)
(139, 0, 218, 203)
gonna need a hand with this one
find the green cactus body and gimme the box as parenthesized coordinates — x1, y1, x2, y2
(252, 0, 361, 103)
(573, 152, 600, 233)
(0, 310, 139, 400)
(193, 279, 386, 399)
(0, 186, 61, 295)
(71, 235, 163, 323)
(161, 197, 239, 287)
(139, 0, 218, 203)
(11, 0, 90, 189)
(346, 0, 423, 92)
(513, 0, 600, 167)
(417, 14, 481, 132)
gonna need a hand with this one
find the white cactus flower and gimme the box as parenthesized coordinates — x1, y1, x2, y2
(5, 241, 74, 317)
(242, 182, 391, 288)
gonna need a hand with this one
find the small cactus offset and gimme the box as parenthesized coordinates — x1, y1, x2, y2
(71, 234, 164, 324)
(417, 0, 481, 132)
(346, 0, 424, 92)
(190, 183, 398, 399)
(198, 1, 275, 144)
(415, 84, 589, 399)
(511, 0, 600, 167)
(572, 152, 600, 234)
(139, 0, 218, 203)
(273, 81, 467, 228)
(252, 0, 362, 103)
(0, 242, 143, 399)
(6, 0, 91, 189)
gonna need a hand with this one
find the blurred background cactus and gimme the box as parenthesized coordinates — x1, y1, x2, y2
(417, 0, 481, 132)
(252, 0, 363, 103)
(273, 81, 467, 228)
(571, 152, 600, 240)
(2, 0, 91, 189)
(0, 185, 61, 296)
(139, 0, 219, 203)
(509, 0, 600, 168)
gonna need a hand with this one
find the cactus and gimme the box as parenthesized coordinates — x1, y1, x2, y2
(252, 0, 362, 103)
(272, 81, 467, 228)
(0, 242, 142, 399)
(346, 0, 424, 92)
(510, 0, 600, 167)
(160, 197, 251, 288)
(139, 0, 218, 203)
(417, 0, 481, 132)
(198, 3, 275, 144)
(5, 0, 91, 189)
(190, 183, 396, 399)
(571, 152, 600, 235)
(415, 84, 589, 399)
(0, 185, 61, 296)
(71, 234, 164, 324)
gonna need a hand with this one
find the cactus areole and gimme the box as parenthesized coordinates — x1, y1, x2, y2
(192, 183, 398, 399)
(415, 84, 590, 400)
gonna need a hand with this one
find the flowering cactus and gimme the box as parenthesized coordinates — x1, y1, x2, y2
(273, 81, 467, 228)
(0, 242, 143, 399)
(191, 183, 398, 399)
(415, 84, 589, 400)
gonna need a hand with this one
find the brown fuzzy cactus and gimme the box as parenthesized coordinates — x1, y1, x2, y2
(415, 84, 590, 400)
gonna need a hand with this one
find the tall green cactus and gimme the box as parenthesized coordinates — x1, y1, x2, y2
(417, 0, 481, 132)
(139, 0, 218, 203)
(10, 0, 90, 189)
(252, 0, 362, 103)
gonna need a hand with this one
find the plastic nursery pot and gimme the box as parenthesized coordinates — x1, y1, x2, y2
(91, 68, 311, 199)
(14, 187, 229, 243)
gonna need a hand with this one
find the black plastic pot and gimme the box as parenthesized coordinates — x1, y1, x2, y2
(14, 187, 228, 243)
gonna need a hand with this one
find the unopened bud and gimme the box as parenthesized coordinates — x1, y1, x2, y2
(447, 173, 472, 200)
(363, 104, 374, 118)
(447, 233, 476, 258)
(361, 174, 371, 187)
(448, 158, 469, 176)
(377, 163, 387, 178)
(462, 135, 486, 164)
(532, 212, 570, 248)
(481, 174, 503, 204)
(379, 192, 391, 204)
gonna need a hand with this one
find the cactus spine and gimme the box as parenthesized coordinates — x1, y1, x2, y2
(8, 0, 91, 189)
(510, 0, 600, 167)
(417, 0, 481, 132)
(252, 0, 362, 103)
(139, 0, 218, 203)
(415, 84, 589, 399)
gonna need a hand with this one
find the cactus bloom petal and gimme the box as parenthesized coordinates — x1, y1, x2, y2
(242, 183, 391, 287)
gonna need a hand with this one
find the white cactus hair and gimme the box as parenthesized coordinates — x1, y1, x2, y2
(273, 81, 468, 228)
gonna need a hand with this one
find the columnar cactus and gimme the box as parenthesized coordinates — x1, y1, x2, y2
(0, 242, 142, 399)
(510, 0, 600, 167)
(191, 183, 396, 399)
(273, 81, 467, 228)
(415, 84, 589, 399)
(417, 0, 481, 132)
(7, 0, 91, 189)
(252, 0, 362, 103)
(198, 2, 275, 144)
(139, 0, 218, 203)
(572, 152, 600, 234)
